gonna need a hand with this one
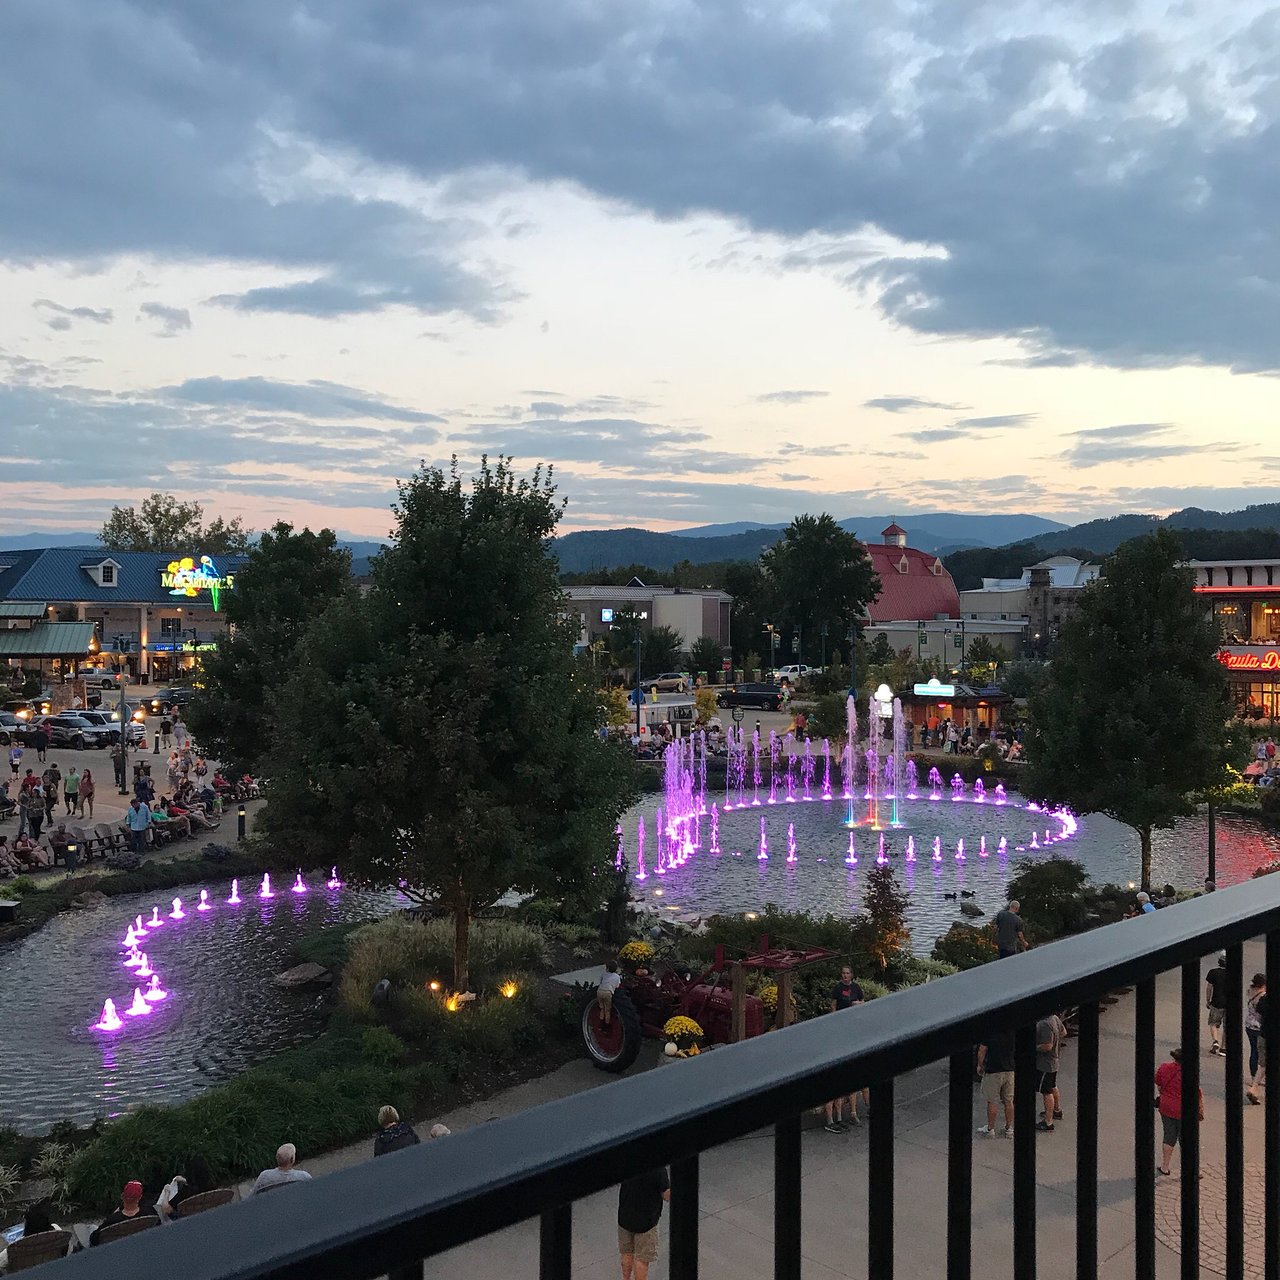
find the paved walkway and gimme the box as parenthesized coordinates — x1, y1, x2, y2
(250, 939, 1270, 1279)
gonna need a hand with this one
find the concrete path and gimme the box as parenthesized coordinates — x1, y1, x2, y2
(251, 939, 1270, 1280)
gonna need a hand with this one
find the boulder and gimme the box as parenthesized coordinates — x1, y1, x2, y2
(959, 901, 984, 918)
(273, 962, 333, 989)
(70, 891, 108, 910)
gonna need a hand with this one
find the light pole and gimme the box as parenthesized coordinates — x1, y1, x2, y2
(763, 623, 779, 677)
(821, 621, 829, 672)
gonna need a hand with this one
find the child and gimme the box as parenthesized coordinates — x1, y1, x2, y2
(8, 742, 20, 779)
(598, 960, 622, 1026)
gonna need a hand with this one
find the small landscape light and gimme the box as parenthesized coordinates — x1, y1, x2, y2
(428, 980, 442, 992)
(444, 992, 462, 1012)
(500, 981, 518, 999)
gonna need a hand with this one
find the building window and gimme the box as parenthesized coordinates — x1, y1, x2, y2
(100, 563, 115, 585)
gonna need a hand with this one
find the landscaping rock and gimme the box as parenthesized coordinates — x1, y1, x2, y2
(959, 901, 984, 917)
(201, 843, 235, 862)
(273, 962, 333, 989)
(70, 891, 108, 910)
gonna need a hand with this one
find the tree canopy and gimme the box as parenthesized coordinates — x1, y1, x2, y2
(259, 459, 638, 988)
(100, 492, 252, 554)
(183, 523, 352, 773)
(1020, 528, 1231, 891)
(759, 515, 880, 666)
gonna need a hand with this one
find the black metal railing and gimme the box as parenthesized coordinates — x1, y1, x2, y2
(53, 878, 1280, 1280)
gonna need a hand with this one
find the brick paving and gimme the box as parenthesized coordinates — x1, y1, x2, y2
(1153, 1157, 1268, 1278)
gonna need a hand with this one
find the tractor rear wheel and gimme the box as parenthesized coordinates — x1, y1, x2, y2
(582, 987, 643, 1073)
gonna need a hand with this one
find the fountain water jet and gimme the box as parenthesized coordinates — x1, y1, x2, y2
(93, 999, 123, 1032)
(845, 833, 857, 865)
(928, 767, 943, 800)
(906, 836, 916, 861)
(197, 889, 211, 911)
(136, 953, 153, 978)
(125, 987, 152, 1017)
(877, 833, 888, 865)
(758, 816, 768, 860)
(786, 823, 797, 863)
(327, 866, 344, 889)
(169, 897, 185, 920)
(994, 784, 1007, 805)
(258, 873, 274, 899)
(227, 879, 241, 904)
(292, 872, 307, 894)
(148, 906, 163, 928)
(932, 837, 942, 863)
(144, 974, 168, 1002)
(955, 838, 965, 862)
(124, 948, 143, 969)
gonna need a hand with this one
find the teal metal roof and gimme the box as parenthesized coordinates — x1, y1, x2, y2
(0, 602, 47, 619)
(0, 622, 96, 657)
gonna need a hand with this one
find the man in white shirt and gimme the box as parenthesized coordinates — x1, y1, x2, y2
(250, 1143, 313, 1194)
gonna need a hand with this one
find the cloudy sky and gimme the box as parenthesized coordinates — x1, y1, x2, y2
(4, 0, 1280, 538)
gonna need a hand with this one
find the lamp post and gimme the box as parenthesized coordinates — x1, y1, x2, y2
(635, 630, 642, 742)
(763, 623, 779, 678)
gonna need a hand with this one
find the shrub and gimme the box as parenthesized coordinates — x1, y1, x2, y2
(1261, 787, 1280, 819)
(931, 922, 999, 970)
(862, 864, 910, 971)
(358, 1026, 409, 1068)
(891, 956, 959, 987)
(1004, 858, 1091, 940)
(858, 978, 891, 1001)
(294, 921, 365, 973)
(340, 916, 550, 1016)
(806, 693, 850, 739)
(8, 875, 38, 897)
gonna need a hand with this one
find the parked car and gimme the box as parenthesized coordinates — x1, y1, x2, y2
(716, 682, 784, 711)
(148, 687, 196, 715)
(2, 698, 52, 722)
(77, 709, 145, 746)
(647, 672, 691, 693)
(774, 664, 817, 685)
(31, 713, 114, 750)
(70, 667, 126, 690)
(0, 710, 29, 745)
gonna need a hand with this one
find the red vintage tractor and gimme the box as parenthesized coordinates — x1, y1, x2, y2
(581, 936, 837, 1072)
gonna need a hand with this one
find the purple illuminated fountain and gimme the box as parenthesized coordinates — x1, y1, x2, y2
(974, 779, 986, 803)
(327, 866, 344, 889)
(906, 836, 916, 861)
(709, 808, 720, 853)
(955, 838, 965, 862)
(93, 999, 123, 1032)
(258, 873, 274, 900)
(136, 953, 153, 978)
(758, 816, 768, 860)
(144, 974, 168, 1002)
(784, 733, 797, 803)
(768, 731, 779, 804)
(227, 879, 241, 904)
(751, 730, 762, 805)
(951, 774, 965, 801)
(877, 833, 888, 865)
(125, 987, 152, 1017)
(635, 817, 647, 881)
(786, 822, 797, 863)
(148, 906, 163, 928)
(169, 897, 185, 920)
(197, 889, 211, 911)
(654, 805, 666, 875)
(292, 872, 307, 894)
(846, 833, 857, 865)
(801, 738, 815, 801)
(994, 784, 1007, 805)
(929, 767, 943, 800)
(821, 738, 832, 799)
(906, 759, 919, 800)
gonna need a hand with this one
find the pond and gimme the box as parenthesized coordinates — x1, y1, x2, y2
(0, 875, 400, 1134)
(624, 789, 1280, 951)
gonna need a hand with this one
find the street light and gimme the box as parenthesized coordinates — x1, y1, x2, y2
(762, 623, 779, 677)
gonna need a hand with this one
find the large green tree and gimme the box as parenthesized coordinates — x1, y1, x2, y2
(260, 459, 637, 989)
(183, 523, 353, 772)
(100, 492, 252, 554)
(1021, 529, 1231, 891)
(759, 514, 880, 665)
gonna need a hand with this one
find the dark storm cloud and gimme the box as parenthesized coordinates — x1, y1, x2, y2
(6, 2, 1280, 366)
(864, 396, 964, 413)
(755, 390, 828, 405)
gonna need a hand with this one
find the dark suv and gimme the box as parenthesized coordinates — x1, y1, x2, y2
(149, 687, 196, 715)
(33, 714, 113, 750)
(716, 682, 784, 712)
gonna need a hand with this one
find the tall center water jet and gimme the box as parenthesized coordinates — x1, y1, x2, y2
(94, 998, 123, 1032)
(891, 697, 906, 827)
(227, 879, 241, 904)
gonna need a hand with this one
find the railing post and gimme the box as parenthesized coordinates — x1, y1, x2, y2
(1225, 945, 1244, 1280)
(1180, 962, 1201, 1280)
(947, 1050, 972, 1280)
(539, 1204, 572, 1280)
(1134, 978, 1156, 1280)
(1075, 1002, 1099, 1280)
(1013, 1024, 1037, 1280)
(1267, 930, 1280, 1280)
(869, 1077, 895, 1280)
(774, 1113, 801, 1280)
(669, 1155, 699, 1280)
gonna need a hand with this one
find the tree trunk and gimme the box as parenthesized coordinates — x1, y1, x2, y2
(1139, 826, 1152, 895)
(453, 897, 471, 992)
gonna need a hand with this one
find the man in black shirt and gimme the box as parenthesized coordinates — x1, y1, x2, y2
(618, 1166, 670, 1280)
(824, 966, 869, 1131)
(89, 1180, 155, 1245)
(995, 900, 1027, 959)
(1206, 952, 1228, 1056)
(976, 1028, 1017, 1137)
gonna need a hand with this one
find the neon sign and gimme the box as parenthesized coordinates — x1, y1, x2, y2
(1216, 648, 1280, 672)
(161, 556, 234, 610)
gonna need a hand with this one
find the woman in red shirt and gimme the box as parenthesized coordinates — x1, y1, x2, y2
(1155, 1048, 1204, 1176)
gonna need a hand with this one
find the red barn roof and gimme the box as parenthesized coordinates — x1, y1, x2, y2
(864, 542, 960, 622)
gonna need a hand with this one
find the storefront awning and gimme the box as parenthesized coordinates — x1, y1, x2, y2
(0, 621, 96, 658)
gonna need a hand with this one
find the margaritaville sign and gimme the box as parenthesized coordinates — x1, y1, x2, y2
(1216, 647, 1280, 672)
(160, 555, 235, 610)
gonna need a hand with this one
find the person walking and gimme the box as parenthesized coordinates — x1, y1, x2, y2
(110, 741, 126, 791)
(824, 966, 868, 1130)
(995, 900, 1028, 959)
(976, 1027, 1017, 1137)
(8, 741, 21, 780)
(33, 724, 48, 763)
(618, 1166, 670, 1280)
(1035, 1010, 1067, 1132)
(1156, 1048, 1204, 1175)
(41, 765, 59, 825)
(1206, 952, 1228, 1056)
(1248, 982, 1269, 1106)
(1247, 973, 1267, 1097)
(64, 765, 80, 816)
(79, 767, 95, 818)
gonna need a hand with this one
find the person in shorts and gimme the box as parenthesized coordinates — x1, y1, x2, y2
(976, 1027, 1016, 1137)
(1035, 1011, 1067, 1132)
(1205, 952, 1228, 1055)
(598, 960, 621, 1026)
(824, 966, 868, 1131)
(618, 1166, 670, 1280)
